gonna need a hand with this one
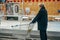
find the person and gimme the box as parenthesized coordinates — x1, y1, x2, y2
(30, 4, 48, 40)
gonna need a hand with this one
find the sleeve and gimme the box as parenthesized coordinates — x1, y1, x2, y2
(30, 10, 42, 23)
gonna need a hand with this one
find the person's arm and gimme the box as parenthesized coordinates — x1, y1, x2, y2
(30, 10, 41, 24)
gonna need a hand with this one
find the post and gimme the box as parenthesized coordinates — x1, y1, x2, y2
(22, 0, 24, 15)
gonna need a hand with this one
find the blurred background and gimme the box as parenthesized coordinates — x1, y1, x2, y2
(0, 0, 60, 40)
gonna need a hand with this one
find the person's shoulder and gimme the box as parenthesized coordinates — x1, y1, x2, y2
(40, 9, 45, 12)
(42, 9, 47, 12)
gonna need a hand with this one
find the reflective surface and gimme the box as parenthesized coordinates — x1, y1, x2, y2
(0, 21, 60, 40)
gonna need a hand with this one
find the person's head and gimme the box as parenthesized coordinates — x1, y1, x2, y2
(39, 4, 44, 7)
(39, 4, 45, 9)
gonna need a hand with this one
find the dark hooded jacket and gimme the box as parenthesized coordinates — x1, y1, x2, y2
(31, 6, 48, 30)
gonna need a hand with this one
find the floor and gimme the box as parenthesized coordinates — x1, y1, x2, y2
(0, 20, 60, 40)
(0, 20, 60, 31)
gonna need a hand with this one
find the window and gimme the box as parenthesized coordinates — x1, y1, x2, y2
(32, 0, 34, 2)
(14, 0, 16, 2)
(28, 0, 31, 2)
(53, 0, 55, 1)
(24, 0, 27, 2)
(44, 0, 47, 2)
(57, 0, 60, 1)
(49, 0, 51, 2)
(40, 0, 42, 2)
(36, 0, 38, 2)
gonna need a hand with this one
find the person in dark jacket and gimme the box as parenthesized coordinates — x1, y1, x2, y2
(30, 4, 48, 40)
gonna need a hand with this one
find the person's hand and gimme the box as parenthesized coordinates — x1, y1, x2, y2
(27, 29, 32, 32)
(29, 22, 33, 26)
(28, 23, 34, 30)
(27, 23, 34, 32)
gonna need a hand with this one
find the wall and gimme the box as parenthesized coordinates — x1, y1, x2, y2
(1, 0, 60, 15)
(0, 0, 60, 21)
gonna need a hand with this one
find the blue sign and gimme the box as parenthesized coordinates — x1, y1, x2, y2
(58, 10, 60, 13)
(0, 0, 6, 3)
